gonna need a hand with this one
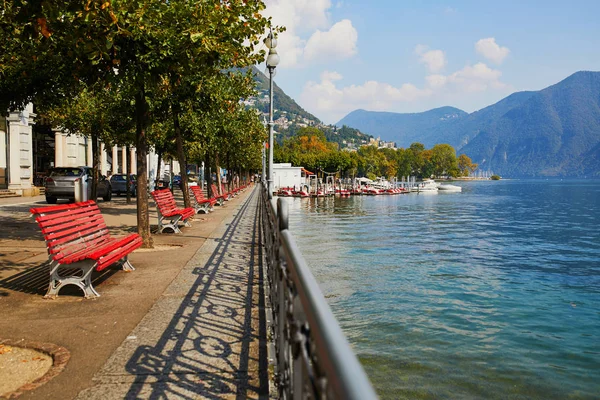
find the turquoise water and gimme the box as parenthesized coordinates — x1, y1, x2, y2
(286, 180, 600, 399)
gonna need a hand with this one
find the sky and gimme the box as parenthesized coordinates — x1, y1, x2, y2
(260, 0, 600, 124)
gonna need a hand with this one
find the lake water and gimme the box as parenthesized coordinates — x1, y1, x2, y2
(285, 180, 600, 399)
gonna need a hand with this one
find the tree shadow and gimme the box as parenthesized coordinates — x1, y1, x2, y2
(124, 190, 269, 398)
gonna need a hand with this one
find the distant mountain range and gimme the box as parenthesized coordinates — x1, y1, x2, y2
(336, 71, 600, 177)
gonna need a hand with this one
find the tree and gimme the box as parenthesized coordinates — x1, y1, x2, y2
(431, 144, 458, 177)
(2, 0, 275, 247)
(458, 154, 478, 176)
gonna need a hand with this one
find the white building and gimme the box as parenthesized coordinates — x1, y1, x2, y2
(272, 163, 305, 190)
(0, 104, 180, 195)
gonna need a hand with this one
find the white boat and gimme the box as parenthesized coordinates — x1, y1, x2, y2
(438, 183, 462, 192)
(415, 179, 439, 192)
(371, 177, 392, 190)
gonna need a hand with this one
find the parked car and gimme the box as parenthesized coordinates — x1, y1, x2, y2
(110, 174, 137, 196)
(44, 167, 112, 204)
(171, 174, 198, 190)
(172, 175, 182, 189)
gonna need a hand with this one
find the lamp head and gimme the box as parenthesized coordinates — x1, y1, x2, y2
(266, 48, 280, 68)
(265, 31, 277, 49)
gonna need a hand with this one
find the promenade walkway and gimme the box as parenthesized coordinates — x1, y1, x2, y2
(77, 188, 270, 398)
(0, 186, 271, 399)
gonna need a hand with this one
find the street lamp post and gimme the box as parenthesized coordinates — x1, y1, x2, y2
(265, 30, 279, 199)
(261, 117, 267, 184)
(262, 141, 266, 183)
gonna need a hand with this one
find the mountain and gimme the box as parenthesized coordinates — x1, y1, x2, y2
(247, 67, 371, 148)
(251, 67, 320, 122)
(337, 106, 467, 147)
(336, 71, 600, 177)
(461, 71, 600, 177)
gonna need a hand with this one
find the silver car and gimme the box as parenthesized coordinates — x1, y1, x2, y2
(44, 167, 112, 204)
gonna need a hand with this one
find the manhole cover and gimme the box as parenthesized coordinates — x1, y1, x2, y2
(0, 340, 69, 398)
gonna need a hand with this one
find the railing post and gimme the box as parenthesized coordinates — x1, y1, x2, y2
(277, 197, 288, 231)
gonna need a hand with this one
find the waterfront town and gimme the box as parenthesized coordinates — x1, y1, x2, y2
(2, 1, 599, 399)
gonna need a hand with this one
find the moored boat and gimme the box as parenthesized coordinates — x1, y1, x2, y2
(415, 179, 438, 192)
(437, 183, 462, 192)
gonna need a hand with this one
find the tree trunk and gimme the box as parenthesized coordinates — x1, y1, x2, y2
(215, 153, 222, 195)
(125, 145, 131, 204)
(135, 85, 153, 248)
(155, 146, 163, 188)
(173, 103, 191, 208)
(91, 131, 99, 200)
(205, 154, 213, 197)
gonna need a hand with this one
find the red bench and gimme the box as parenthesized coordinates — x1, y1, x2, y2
(30, 201, 142, 299)
(189, 186, 216, 214)
(151, 189, 195, 233)
(210, 184, 228, 205)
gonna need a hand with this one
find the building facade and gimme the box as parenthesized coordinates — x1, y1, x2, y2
(1, 104, 179, 195)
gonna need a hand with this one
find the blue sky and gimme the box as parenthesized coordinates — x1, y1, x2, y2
(261, 0, 600, 124)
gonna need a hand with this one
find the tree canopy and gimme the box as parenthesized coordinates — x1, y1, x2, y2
(1, 0, 278, 247)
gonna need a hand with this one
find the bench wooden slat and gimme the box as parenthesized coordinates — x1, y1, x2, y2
(34, 203, 101, 224)
(48, 229, 109, 256)
(88, 233, 141, 260)
(45, 221, 109, 246)
(30, 200, 97, 216)
(40, 213, 105, 235)
(97, 235, 143, 271)
(56, 235, 114, 263)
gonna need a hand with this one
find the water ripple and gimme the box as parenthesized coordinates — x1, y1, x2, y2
(286, 180, 600, 399)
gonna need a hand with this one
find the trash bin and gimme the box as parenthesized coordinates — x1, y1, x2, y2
(74, 177, 89, 202)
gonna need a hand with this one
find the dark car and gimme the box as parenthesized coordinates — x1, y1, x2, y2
(45, 167, 112, 204)
(110, 174, 137, 196)
(172, 175, 182, 188)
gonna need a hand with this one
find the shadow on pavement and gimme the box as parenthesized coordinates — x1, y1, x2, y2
(0, 261, 121, 297)
(123, 191, 269, 398)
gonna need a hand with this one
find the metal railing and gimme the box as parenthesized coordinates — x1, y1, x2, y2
(260, 183, 378, 399)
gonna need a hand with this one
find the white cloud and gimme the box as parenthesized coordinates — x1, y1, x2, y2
(304, 20, 358, 63)
(445, 62, 506, 92)
(300, 72, 432, 123)
(475, 38, 510, 64)
(262, 0, 358, 68)
(415, 45, 447, 73)
(321, 70, 343, 81)
(426, 74, 447, 88)
(300, 62, 508, 123)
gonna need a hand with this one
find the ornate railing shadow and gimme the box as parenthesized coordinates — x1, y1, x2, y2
(122, 191, 268, 398)
(260, 183, 377, 399)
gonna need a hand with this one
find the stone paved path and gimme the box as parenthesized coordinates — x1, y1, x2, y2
(76, 188, 270, 399)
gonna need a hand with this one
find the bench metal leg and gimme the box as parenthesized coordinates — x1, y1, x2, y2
(121, 258, 135, 272)
(183, 218, 192, 228)
(157, 214, 183, 234)
(44, 259, 100, 299)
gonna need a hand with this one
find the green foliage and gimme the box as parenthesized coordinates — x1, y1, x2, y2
(1, 0, 274, 246)
(490, 175, 501, 180)
(274, 125, 461, 179)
